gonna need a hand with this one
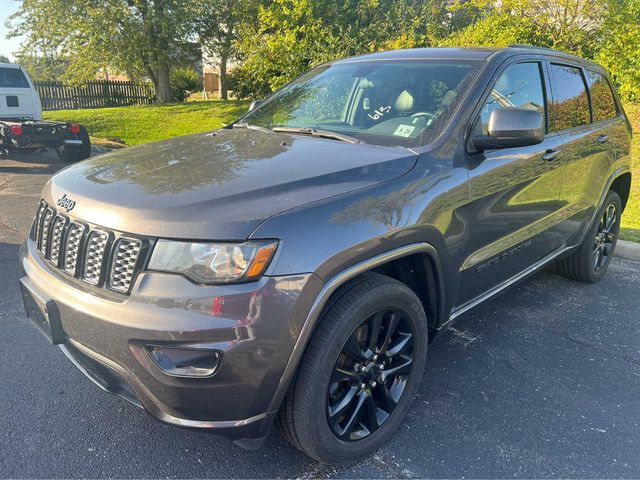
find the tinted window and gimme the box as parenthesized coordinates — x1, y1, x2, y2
(549, 64, 590, 130)
(0, 67, 30, 88)
(587, 70, 618, 121)
(242, 60, 483, 148)
(476, 62, 545, 136)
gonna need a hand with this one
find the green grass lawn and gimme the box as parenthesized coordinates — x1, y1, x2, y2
(43, 99, 639, 242)
(620, 104, 640, 243)
(44, 100, 249, 146)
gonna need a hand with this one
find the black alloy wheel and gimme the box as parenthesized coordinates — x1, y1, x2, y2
(592, 202, 617, 272)
(556, 190, 621, 283)
(327, 307, 415, 441)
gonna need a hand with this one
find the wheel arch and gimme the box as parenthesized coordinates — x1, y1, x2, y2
(578, 167, 631, 245)
(267, 242, 445, 413)
(610, 172, 631, 212)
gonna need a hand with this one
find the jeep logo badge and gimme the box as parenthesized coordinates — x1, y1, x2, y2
(56, 194, 76, 212)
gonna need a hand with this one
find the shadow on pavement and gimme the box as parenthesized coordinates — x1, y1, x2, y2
(0, 151, 68, 175)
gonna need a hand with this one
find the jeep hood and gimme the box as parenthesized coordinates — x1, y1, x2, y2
(44, 128, 417, 239)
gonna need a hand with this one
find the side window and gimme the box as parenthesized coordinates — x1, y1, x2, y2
(476, 62, 545, 136)
(586, 70, 618, 122)
(549, 64, 591, 131)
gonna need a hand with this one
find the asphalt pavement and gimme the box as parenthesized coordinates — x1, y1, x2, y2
(1, 150, 640, 478)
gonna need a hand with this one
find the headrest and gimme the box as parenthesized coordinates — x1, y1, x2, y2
(394, 90, 415, 112)
(441, 90, 457, 107)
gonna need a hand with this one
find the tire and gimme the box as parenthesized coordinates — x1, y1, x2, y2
(277, 272, 428, 464)
(55, 144, 79, 163)
(556, 191, 621, 283)
(77, 126, 91, 160)
(56, 126, 91, 163)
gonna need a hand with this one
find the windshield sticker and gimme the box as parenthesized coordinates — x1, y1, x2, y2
(367, 105, 391, 121)
(394, 125, 416, 137)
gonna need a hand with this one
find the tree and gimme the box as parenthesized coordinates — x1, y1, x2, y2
(196, 0, 260, 100)
(232, 0, 336, 97)
(596, 0, 640, 101)
(438, 0, 607, 57)
(13, 50, 68, 81)
(0, 55, 9, 63)
(232, 0, 453, 99)
(436, 0, 640, 101)
(8, 0, 200, 103)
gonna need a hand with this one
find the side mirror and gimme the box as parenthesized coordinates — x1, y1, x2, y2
(248, 100, 262, 112)
(472, 107, 544, 151)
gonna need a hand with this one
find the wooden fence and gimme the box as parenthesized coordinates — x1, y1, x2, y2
(34, 80, 155, 110)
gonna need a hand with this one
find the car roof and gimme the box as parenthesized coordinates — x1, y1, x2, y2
(333, 47, 501, 63)
(0, 63, 20, 69)
(332, 46, 604, 71)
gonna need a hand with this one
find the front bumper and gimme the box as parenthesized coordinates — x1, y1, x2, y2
(19, 240, 323, 446)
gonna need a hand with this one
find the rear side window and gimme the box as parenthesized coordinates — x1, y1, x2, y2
(549, 64, 591, 130)
(586, 71, 618, 121)
(476, 62, 546, 136)
(0, 67, 30, 88)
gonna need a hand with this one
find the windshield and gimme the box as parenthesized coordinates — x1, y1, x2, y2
(240, 59, 483, 148)
(0, 68, 30, 88)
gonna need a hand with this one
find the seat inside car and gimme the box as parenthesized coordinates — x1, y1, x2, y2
(394, 89, 416, 116)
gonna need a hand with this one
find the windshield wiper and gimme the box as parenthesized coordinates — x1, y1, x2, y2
(271, 126, 363, 144)
(232, 123, 274, 134)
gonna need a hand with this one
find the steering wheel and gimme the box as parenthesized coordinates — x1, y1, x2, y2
(410, 112, 437, 121)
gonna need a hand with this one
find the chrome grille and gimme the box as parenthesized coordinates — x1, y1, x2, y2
(39, 208, 54, 255)
(82, 230, 109, 285)
(64, 222, 86, 275)
(34, 201, 47, 245)
(48, 215, 68, 267)
(109, 238, 142, 293)
(32, 200, 145, 295)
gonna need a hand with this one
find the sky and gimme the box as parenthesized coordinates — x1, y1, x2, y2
(0, 0, 23, 61)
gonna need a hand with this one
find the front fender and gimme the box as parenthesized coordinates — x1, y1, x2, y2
(263, 242, 444, 414)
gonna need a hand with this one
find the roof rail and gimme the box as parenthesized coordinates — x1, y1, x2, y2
(507, 44, 555, 51)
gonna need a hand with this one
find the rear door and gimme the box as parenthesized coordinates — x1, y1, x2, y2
(547, 63, 626, 244)
(457, 59, 566, 306)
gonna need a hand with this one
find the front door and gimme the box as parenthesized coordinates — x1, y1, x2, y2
(457, 60, 566, 306)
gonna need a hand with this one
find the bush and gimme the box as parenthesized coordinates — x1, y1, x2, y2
(170, 68, 203, 102)
(228, 68, 273, 100)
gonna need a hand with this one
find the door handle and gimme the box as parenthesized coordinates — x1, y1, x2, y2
(542, 149, 561, 161)
(597, 134, 609, 144)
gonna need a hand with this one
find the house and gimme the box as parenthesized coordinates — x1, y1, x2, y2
(201, 50, 238, 94)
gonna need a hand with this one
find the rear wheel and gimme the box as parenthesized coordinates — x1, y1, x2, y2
(56, 126, 91, 163)
(276, 273, 428, 464)
(556, 191, 621, 283)
(55, 144, 79, 163)
(77, 126, 91, 160)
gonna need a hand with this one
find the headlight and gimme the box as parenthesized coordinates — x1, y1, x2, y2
(148, 239, 278, 284)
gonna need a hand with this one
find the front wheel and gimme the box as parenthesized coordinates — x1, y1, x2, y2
(277, 273, 428, 464)
(556, 191, 621, 283)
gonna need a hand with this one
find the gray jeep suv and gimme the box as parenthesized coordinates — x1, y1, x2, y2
(19, 46, 632, 463)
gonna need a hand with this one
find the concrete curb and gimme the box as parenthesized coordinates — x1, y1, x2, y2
(616, 240, 640, 262)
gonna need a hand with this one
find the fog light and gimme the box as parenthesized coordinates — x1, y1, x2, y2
(147, 345, 221, 377)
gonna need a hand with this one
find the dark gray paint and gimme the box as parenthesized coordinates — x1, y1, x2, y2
(46, 129, 416, 240)
(18, 46, 633, 447)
